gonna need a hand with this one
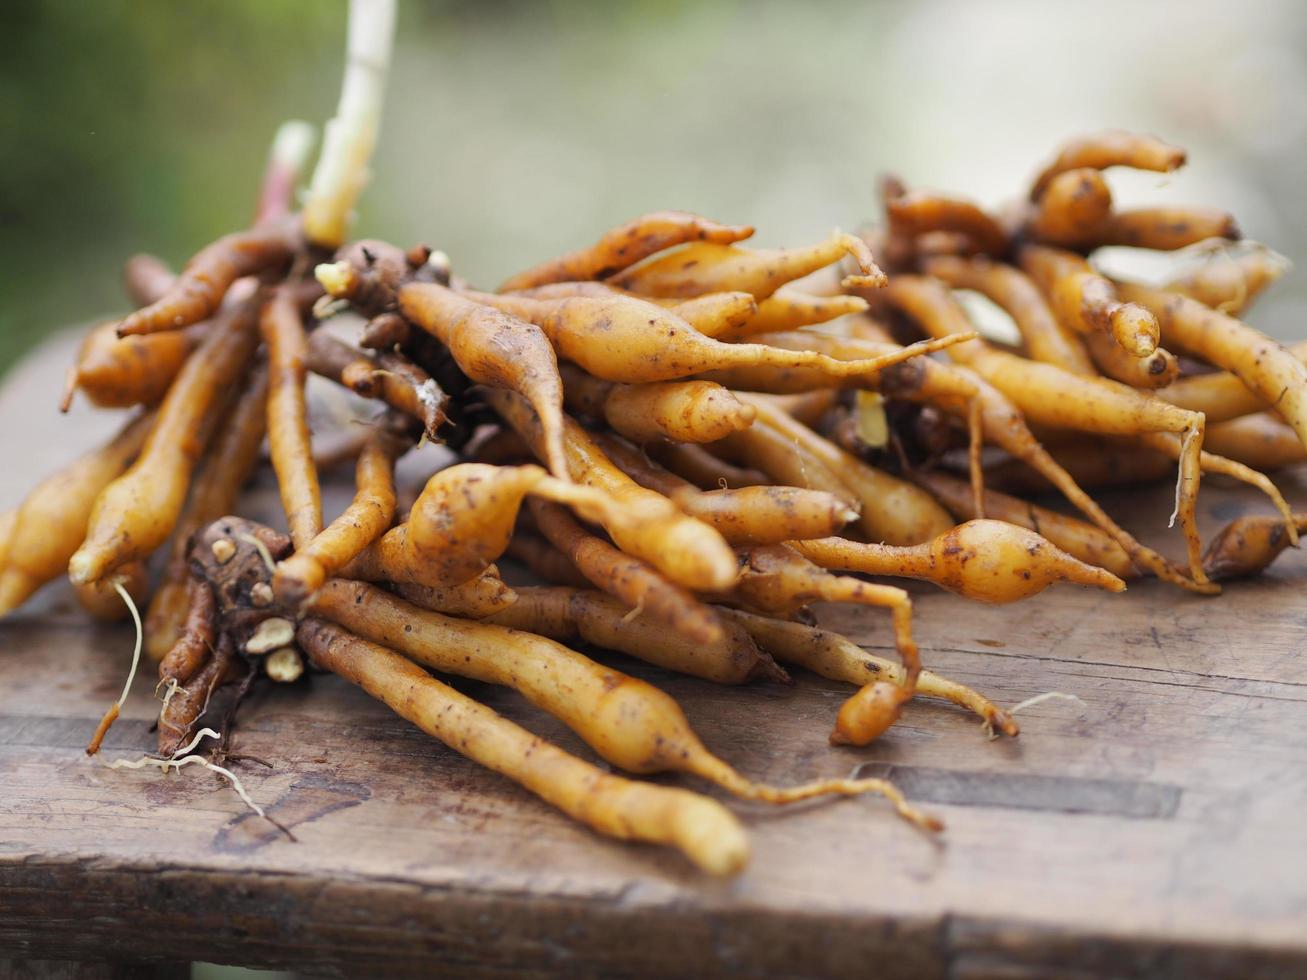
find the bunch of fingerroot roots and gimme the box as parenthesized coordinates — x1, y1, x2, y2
(3, 130, 1301, 874)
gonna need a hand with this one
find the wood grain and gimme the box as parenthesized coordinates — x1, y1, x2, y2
(2, 331, 1306, 978)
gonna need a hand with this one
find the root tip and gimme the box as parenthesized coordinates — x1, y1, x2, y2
(85, 704, 119, 756)
(991, 710, 1020, 738)
(841, 272, 888, 290)
(756, 656, 793, 686)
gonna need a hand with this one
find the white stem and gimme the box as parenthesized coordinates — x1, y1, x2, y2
(303, 0, 397, 248)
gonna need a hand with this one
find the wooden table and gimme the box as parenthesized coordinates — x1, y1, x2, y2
(2, 334, 1306, 978)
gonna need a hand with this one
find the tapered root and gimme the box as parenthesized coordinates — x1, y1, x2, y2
(722, 609, 1019, 737)
(691, 756, 942, 832)
(1203, 513, 1307, 580)
(297, 617, 751, 875)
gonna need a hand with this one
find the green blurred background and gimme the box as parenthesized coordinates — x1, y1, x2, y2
(2, 0, 1305, 377)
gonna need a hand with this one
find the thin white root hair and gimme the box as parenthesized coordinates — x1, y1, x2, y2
(1008, 690, 1086, 715)
(168, 726, 223, 760)
(108, 728, 267, 820)
(84, 581, 146, 755)
(982, 691, 1085, 740)
(109, 754, 266, 821)
(156, 677, 182, 712)
(112, 581, 143, 711)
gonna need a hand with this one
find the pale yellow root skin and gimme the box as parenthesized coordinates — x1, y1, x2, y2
(1020, 244, 1159, 357)
(962, 361, 1211, 590)
(923, 255, 1096, 376)
(686, 484, 859, 546)
(0, 510, 15, 569)
(736, 393, 956, 546)
(913, 470, 1137, 580)
(648, 441, 769, 490)
(885, 190, 1009, 256)
(486, 390, 739, 592)
(349, 464, 539, 589)
(463, 289, 955, 386)
(116, 218, 300, 337)
(1093, 206, 1239, 252)
(144, 365, 268, 661)
(312, 581, 940, 830)
(1029, 130, 1186, 200)
(731, 545, 920, 663)
(386, 571, 520, 619)
(274, 427, 405, 605)
(1162, 246, 1287, 315)
(767, 326, 1185, 587)
(559, 364, 756, 444)
(0, 411, 154, 616)
(669, 292, 758, 337)
(791, 520, 1126, 604)
(311, 578, 718, 779)
(593, 431, 856, 545)
(1202, 413, 1306, 471)
(398, 281, 569, 478)
(715, 328, 986, 509)
(484, 586, 777, 685)
(72, 561, 149, 621)
(722, 545, 924, 748)
(498, 211, 754, 292)
(68, 304, 260, 586)
(1024, 168, 1112, 247)
(609, 231, 887, 299)
(298, 617, 750, 876)
(64, 320, 199, 410)
(529, 498, 726, 645)
(1083, 330, 1179, 390)
(372, 458, 729, 594)
(1119, 283, 1307, 454)
(1203, 513, 1307, 581)
(713, 420, 857, 506)
(882, 274, 1215, 590)
(722, 608, 1019, 738)
(261, 287, 323, 550)
(718, 291, 869, 340)
(1134, 431, 1296, 532)
(1153, 341, 1307, 423)
(605, 378, 757, 443)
